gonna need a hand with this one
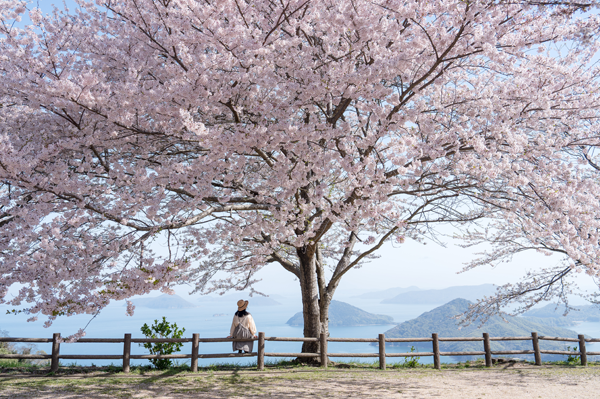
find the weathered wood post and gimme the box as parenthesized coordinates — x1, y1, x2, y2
(320, 333, 328, 368)
(191, 333, 200, 372)
(378, 334, 386, 370)
(123, 333, 131, 373)
(51, 333, 60, 373)
(257, 332, 265, 371)
(432, 333, 440, 370)
(531, 332, 541, 366)
(483, 333, 492, 367)
(578, 334, 587, 367)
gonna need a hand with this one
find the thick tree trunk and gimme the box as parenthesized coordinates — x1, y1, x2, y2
(297, 246, 323, 362)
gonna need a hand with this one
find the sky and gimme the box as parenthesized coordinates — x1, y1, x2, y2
(13, 0, 598, 303)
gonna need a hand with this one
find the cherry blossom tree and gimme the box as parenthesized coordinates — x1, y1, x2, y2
(2, 0, 600, 355)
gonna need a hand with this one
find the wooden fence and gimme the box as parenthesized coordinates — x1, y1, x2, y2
(2, 331, 599, 373)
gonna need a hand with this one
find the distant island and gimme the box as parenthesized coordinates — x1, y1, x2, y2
(381, 284, 496, 305)
(354, 286, 421, 300)
(523, 303, 600, 324)
(287, 300, 394, 327)
(201, 293, 282, 307)
(384, 298, 580, 357)
(127, 294, 197, 309)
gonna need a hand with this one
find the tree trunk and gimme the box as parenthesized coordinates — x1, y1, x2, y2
(297, 246, 322, 362)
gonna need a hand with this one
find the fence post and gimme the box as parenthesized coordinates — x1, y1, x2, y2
(531, 332, 541, 366)
(191, 333, 200, 372)
(51, 333, 60, 373)
(483, 333, 492, 367)
(432, 333, 440, 370)
(320, 333, 328, 368)
(578, 334, 587, 366)
(257, 332, 265, 371)
(123, 333, 131, 373)
(378, 334, 386, 370)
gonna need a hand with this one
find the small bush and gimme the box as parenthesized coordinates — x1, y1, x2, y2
(402, 346, 421, 368)
(566, 346, 580, 365)
(140, 317, 185, 370)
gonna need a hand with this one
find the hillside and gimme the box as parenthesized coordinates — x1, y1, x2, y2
(381, 284, 496, 304)
(384, 298, 579, 355)
(128, 294, 197, 309)
(524, 303, 600, 323)
(287, 300, 394, 327)
(354, 286, 421, 300)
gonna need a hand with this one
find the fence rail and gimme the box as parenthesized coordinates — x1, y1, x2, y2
(1, 331, 597, 373)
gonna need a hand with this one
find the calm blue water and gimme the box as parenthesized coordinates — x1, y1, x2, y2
(2, 296, 599, 366)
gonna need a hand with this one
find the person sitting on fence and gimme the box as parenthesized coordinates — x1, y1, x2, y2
(227, 300, 257, 354)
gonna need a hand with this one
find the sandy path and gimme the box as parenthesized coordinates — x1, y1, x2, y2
(1, 365, 599, 398)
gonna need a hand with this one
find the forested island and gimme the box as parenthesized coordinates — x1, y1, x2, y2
(384, 298, 581, 357)
(287, 300, 394, 327)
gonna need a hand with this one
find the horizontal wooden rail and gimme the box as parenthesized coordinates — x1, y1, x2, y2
(385, 338, 433, 342)
(491, 350, 535, 355)
(0, 354, 51, 359)
(131, 338, 192, 343)
(440, 351, 486, 356)
(2, 331, 597, 372)
(386, 352, 435, 357)
(74, 339, 125, 343)
(539, 336, 580, 342)
(198, 353, 257, 359)
(264, 337, 318, 342)
(60, 355, 123, 360)
(264, 352, 319, 357)
(327, 353, 379, 358)
(540, 350, 581, 355)
(0, 338, 52, 343)
(439, 337, 483, 342)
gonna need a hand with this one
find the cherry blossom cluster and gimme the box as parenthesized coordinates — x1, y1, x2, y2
(1, 0, 600, 333)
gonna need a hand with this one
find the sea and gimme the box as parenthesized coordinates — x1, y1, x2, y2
(3, 296, 600, 367)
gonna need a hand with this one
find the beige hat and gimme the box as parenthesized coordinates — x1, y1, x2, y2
(237, 300, 248, 311)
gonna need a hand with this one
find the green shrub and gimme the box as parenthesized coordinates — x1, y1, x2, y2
(402, 346, 421, 368)
(140, 317, 185, 370)
(566, 346, 580, 365)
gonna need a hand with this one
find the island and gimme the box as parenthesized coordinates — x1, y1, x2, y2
(381, 284, 496, 305)
(354, 286, 421, 300)
(524, 303, 600, 324)
(286, 300, 394, 326)
(383, 298, 581, 359)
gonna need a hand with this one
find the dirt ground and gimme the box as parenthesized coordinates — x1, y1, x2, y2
(1, 364, 599, 398)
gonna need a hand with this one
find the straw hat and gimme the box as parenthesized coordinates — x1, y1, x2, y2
(237, 299, 249, 311)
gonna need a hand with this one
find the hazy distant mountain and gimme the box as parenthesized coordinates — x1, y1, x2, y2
(381, 284, 496, 304)
(354, 286, 421, 300)
(129, 294, 197, 309)
(384, 298, 579, 356)
(202, 293, 282, 307)
(524, 303, 600, 324)
(287, 300, 394, 327)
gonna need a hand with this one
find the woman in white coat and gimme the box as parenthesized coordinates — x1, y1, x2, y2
(227, 300, 257, 353)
